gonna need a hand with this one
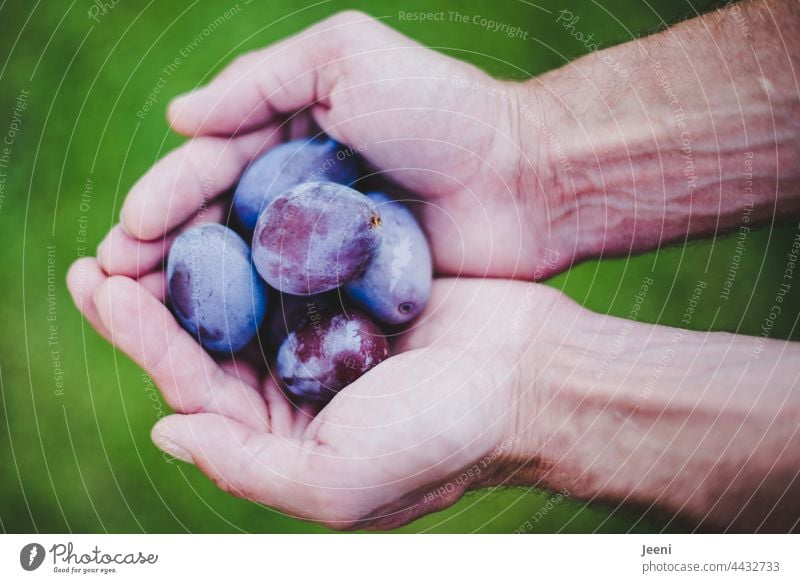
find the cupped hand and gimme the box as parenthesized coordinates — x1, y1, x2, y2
(68, 256, 563, 529)
(72, 10, 579, 529)
(101, 10, 568, 282)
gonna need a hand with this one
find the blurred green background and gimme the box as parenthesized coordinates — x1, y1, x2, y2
(1, 0, 797, 534)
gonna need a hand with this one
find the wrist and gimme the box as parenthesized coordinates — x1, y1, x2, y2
(500, 295, 800, 529)
(475, 287, 608, 495)
(503, 79, 584, 278)
(514, 52, 656, 267)
(501, 295, 626, 499)
(502, 293, 723, 508)
(507, 302, 720, 510)
(516, 19, 800, 266)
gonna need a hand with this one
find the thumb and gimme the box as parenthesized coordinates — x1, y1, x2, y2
(168, 11, 380, 136)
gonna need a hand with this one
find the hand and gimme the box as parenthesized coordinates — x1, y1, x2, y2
(99, 10, 571, 282)
(72, 11, 579, 530)
(68, 259, 563, 529)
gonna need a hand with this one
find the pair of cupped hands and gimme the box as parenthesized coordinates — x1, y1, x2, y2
(69, 12, 582, 529)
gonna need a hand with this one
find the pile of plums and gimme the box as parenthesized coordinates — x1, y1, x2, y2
(166, 137, 432, 403)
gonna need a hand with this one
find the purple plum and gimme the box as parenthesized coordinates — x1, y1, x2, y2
(344, 193, 432, 324)
(233, 137, 360, 232)
(251, 181, 383, 295)
(167, 224, 267, 353)
(276, 309, 389, 401)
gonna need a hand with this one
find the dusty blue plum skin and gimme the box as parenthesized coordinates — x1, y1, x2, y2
(233, 137, 360, 232)
(167, 224, 267, 353)
(344, 193, 432, 325)
(252, 181, 383, 295)
(277, 309, 389, 402)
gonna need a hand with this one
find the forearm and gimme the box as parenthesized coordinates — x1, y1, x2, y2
(512, 303, 800, 531)
(519, 0, 800, 262)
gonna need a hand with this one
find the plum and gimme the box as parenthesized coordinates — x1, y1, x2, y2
(344, 193, 432, 324)
(277, 309, 389, 401)
(252, 181, 383, 295)
(233, 137, 360, 232)
(167, 224, 267, 353)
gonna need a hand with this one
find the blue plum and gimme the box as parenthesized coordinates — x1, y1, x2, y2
(167, 224, 267, 353)
(251, 181, 383, 295)
(344, 193, 432, 324)
(277, 309, 389, 402)
(233, 137, 360, 232)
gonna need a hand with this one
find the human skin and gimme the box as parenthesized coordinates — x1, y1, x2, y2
(522, 0, 800, 262)
(70, 2, 800, 531)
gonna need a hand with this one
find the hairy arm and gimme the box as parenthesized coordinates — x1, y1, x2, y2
(498, 287, 800, 532)
(487, 0, 800, 532)
(518, 0, 800, 264)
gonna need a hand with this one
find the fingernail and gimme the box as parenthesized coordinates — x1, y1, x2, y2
(154, 435, 193, 464)
(119, 207, 137, 238)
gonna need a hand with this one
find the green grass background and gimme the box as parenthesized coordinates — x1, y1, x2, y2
(1, 0, 798, 533)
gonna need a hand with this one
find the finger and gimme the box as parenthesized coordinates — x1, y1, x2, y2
(292, 400, 320, 440)
(98, 202, 225, 277)
(121, 126, 280, 241)
(167, 11, 389, 136)
(67, 257, 111, 342)
(152, 413, 303, 506)
(138, 270, 166, 302)
(287, 110, 318, 141)
(262, 369, 321, 439)
(262, 374, 295, 438)
(219, 359, 261, 388)
(97, 224, 173, 277)
(94, 276, 268, 429)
